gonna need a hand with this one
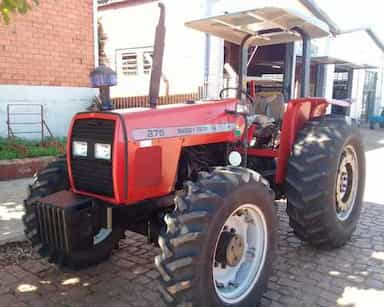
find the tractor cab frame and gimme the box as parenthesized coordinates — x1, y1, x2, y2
(184, 6, 349, 185)
(184, 6, 330, 100)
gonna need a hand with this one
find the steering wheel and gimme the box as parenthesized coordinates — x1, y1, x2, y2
(219, 87, 255, 105)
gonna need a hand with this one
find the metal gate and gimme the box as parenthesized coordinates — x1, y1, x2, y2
(7, 104, 53, 142)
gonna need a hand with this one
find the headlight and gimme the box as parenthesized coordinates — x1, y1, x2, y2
(72, 141, 88, 157)
(94, 143, 111, 160)
(228, 151, 242, 166)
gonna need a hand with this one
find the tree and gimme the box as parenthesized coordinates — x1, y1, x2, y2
(0, 0, 39, 24)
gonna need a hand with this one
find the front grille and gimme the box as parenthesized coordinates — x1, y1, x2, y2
(34, 202, 69, 251)
(33, 191, 94, 253)
(71, 118, 115, 197)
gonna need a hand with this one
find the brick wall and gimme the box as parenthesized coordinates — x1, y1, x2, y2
(0, 0, 94, 87)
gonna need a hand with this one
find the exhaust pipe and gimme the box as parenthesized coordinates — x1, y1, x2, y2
(149, 3, 166, 109)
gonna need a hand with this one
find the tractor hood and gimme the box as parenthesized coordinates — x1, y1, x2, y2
(185, 6, 330, 46)
(67, 99, 240, 205)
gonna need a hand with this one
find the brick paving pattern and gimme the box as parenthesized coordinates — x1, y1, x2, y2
(0, 178, 32, 245)
(0, 202, 383, 307)
(0, 128, 383, 306)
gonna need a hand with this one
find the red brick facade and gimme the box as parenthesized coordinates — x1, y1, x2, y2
(0, 0, 94, 87)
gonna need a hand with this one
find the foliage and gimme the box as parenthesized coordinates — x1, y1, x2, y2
(0, 137, 66, 160)
(0, 0, 39, 24)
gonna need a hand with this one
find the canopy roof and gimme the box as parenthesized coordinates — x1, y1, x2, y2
(185, 6, 329, 46)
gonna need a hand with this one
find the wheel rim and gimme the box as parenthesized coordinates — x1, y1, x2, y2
(335, 145, 359, 221)
(212, 204, 268, 304)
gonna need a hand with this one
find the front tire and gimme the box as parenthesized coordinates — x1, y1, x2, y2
(23, 157, 123, 269)
(156, 167, 276, 306)
(286, 115, 365, 249)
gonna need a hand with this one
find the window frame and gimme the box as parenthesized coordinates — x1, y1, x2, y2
(115, 46, 154, 78)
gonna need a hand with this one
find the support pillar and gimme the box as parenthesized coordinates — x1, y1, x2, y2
(283, 42, 296, 101)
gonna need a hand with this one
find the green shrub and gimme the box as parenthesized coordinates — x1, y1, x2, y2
(0, 138, 66, 160)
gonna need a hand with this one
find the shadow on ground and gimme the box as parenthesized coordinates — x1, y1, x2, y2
(261, 201, 384, 307)
(0, 201, 383, 307)
(0, 129, 383, 306)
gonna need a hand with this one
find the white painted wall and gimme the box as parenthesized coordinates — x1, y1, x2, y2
(323, 64, 335, 99)
(99, 0, 384, 118)
(349, 69, 366, 120)
(311, 31, 384, 119)
(329, 32, 384, 69)
(0, 85, 97, 139)
(99, 0, 208, 97)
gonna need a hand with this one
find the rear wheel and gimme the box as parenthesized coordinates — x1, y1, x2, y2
(23, 157, 123, 269)
(286, 115, 365, 249)
(156, 167, 276, 306)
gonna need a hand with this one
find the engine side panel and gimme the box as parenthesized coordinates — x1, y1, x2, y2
(123, 99, 239, 203)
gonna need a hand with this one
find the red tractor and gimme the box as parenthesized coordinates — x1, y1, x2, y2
(23, 5, 365, 307)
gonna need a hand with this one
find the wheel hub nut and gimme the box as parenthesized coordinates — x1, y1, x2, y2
(215, 231, 245, 267)
(226, 234, 244, 266)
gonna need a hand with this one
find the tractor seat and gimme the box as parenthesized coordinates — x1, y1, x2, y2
(251, 94, 284, 147)
(252, 114, 276, 147)
(253, 93, 285, 121)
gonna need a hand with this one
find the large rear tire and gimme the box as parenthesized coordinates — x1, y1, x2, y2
(286, 115, 365, 249)
(156, 167, 276, 306)
(23, 157, 123, 269)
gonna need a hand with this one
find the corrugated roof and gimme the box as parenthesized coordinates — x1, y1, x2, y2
(185, 6, 329, 46)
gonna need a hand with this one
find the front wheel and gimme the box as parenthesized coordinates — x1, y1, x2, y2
(156, 167, 276, 306)
(23, 157, 123, 269)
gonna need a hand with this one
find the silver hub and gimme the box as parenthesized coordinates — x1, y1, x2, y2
(93, 207, 113, 245)
(213, 204, 268, 304)
(336, 145, 359, 221)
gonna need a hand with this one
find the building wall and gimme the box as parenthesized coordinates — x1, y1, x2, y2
(99, 0, 208, 97)
(0, 0, 97, 138)
(0, 85, 96, 138)
(313, 31, 384, 120)
(349, 69, 366, 120)
(0, 0, 95, 87)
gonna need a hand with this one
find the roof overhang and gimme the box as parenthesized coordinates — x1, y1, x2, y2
(311, 56, 349, 65)
(337, 63, 378, 70)
(185, 6, 330, 46)
(311, 56, 379, 70)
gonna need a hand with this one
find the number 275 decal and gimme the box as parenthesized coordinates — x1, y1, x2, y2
(147, 129, 165, 138)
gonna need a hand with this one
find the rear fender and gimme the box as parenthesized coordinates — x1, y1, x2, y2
(276, 98, 330, 184)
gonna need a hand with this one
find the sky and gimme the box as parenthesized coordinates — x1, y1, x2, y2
(315, 0, 384, 39)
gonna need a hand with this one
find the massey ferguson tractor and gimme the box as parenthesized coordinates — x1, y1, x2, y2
(23, 4, 365, 307)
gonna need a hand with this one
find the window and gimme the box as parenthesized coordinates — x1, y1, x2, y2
(121, 52, 138, 76)
(116, 47, 153, 77)
(334, 72, 348, 81)
(143, 51, 153, 75)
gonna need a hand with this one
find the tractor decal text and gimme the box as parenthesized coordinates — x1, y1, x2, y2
(132, 123, 236, 140)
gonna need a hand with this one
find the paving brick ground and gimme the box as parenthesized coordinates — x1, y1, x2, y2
(0, 128, 383, 307)
(0, 178, 32, 245)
